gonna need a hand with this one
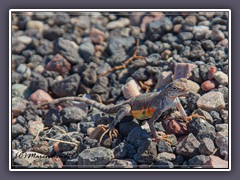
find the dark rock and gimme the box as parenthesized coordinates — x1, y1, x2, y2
(78, 147, 114, 168)
(173, 155, 185, 167)
(178, 32, 193, 41)
(186, 92, 201, 113)
(68, 123, 79, 132)
(125, 143, 137, 159)
(82, 62, 97, 86)
(176, 133, 200, 158)
(36, 39, 54, 56)
(54, 38, 84, 64)
(61, 106, 87, 124)
(53, 12, 70, 26)
(150, 160, 174, 168)
(106, 50, 127, 66)
(30, 72, 49, 92)
(79, 121, 95, 134)
(16, 115, 27, 127)
(188, 118, 216, 142)
(157, 139, 173, 153)
(113, 142, 127, 159)
(188, 155, 211, 168)
(43, 26, 64, 40)
(51, 73, 80, 97)
(12, 124, 27, 138)
(211, 29, 225, 42)
(134, 141, 157, 164)
(118, 121, 139, 137)
(79, 41, 95, 63)
(132, 68, 150, 81)
(65, 158, 78, 168)
(198, 138, 215, 155)
(193, 108, 213, 124)
(127, 127, 150, 148)
(202, 40, 215, 51)
(58, 136, 76, 152)
(44, 109, 62, 127)
(46, 54, 71, 75)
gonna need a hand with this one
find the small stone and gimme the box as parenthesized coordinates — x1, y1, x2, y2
(188, 155, 210, 168)
(201, 80, 216, 92)
(176, 133, 200, 158)
(215, 131, 228, 160)
(192, 108, 213, 124)
(43, 27, 64, 41)
(113, 142, 127, 159)
(122, 79, 141, 99)
(132, 68, 149, 81)
(205, 155, 228, 168)
(46, 54, 71, 75)
(30, 89, 53, 105)
(156, 152, 176, 162)
(89, 28, 105, 44)
(26, 20, 44, 32)
(30, 72, 48, 92)
(211, 29, 225, 42)
(174, 63, 197, 79)
(82, 63, 97, 86)
(79, 41, 95, 63)
(78, 147, 114, 168)
(150, 160, 174, 168)
(51, 73, 80, 97)
(127, 127, 150, 148)
(155, 71, 173, 89)
(31, 141, 49, 155)
(12, 97, 28, 117)
(17, 36, 32, 45)
(162, 118, 188, 136)
(214, 71, 228, 86)
(118, 121, 139, 137)
(12, 124, 27, 138)
(157, 140, 173, 153)
(12, 84, 32, 99)
(218, 39, 228, 47)
(28, 119, 44, 136)
(188, 118, 216, 142)
(220, 110, 228, 124)
(134, 141, 157, 164)
(197, 91, 225, 112)
(185, 15, 197, 26)
(198, 138, 215, 155)
(215, 124, 228, 132)
(106, 159, 137, 168)
(178, 32, 193, 41)
(173, 24, 182, 33)
(201, 40, 215, 51)
(106, 18, 130, 30)
(187, 80, 200, 93)
(61, 106, 87, 124)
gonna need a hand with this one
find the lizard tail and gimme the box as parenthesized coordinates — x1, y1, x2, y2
(32, 96, 125, 114)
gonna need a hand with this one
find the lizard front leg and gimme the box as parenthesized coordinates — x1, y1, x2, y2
(98, 104, 131, 144)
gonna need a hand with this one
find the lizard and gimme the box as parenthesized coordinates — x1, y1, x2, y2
(28, 78, 204, 144)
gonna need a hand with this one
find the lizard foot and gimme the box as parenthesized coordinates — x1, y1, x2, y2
(98, 125, 119, 145)
(183, 114, 206, 123)
(152, 132, 173, 145)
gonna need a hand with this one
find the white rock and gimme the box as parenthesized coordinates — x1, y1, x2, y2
(214, 71, 228, 86)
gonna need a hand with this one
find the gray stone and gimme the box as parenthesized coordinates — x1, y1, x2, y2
(193, 108, 213, 124)
(113, 142, 127, 159)
(214, 71, 228, 86)
(134, 141, 157, 164)
(12, 124, 27, 138)
(155, 152, 176, 162)
(106, 159, 137, 168)
(126, 127, 150, 148)
(79, 41, 95, 63)
(12, 84, 32, 99)
(197, 91, 225, 112)
(179, 32, 193, 41)
(188, 155, 211, 168)
(150, 160, 174, 168)
(61, 106, 87, 124)
(215, 124, 228, 132)
(78, 147, 114, 168)
(198, 138, 215, 155)
(157, 139, 173, 153)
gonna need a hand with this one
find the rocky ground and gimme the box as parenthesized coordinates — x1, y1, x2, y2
(11, 11, 229, 169)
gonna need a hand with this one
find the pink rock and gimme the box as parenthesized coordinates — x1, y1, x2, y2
(28, 119, 44, 136)
(89, 28, 105, 44)
(30, 89, 53, 105)
(205, 155, 228, 168)
(218, 39, 228, 47)
(207, 66, 217, 80)
(122, 79, 141, 99)
(47, 157, 63, 168)
(155, 71, 173, 89)
(173, 24, 182, 33)
(174, 63, 197, 79)
(46, 54, 71, 74)
(201, 80, 216, 92)
(162, 118, 188, 136)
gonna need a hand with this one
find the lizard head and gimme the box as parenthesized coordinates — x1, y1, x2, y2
(166, 78, 189, 99)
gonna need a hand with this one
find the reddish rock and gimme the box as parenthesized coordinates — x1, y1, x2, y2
(46, 54, 71, 74)
(205, 155, 228, 168)
(122, 79, 141, 99)
(30, 89, 53, 105)
(218, 39, 228, 47)
(28, 119, 44, 136)
(174, 63, 197, 80)
(173, 24, 182, 33)
(140, 13, 164, 32)
(89, 28, 105, 44)
(47, 157, 63, 168)
(162, 118, 188, 136)
(53, 142, 60, 153)
(201, 80, 216, 92)
(207, 66, 217, 80)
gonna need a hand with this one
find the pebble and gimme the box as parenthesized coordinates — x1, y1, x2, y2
(12, 84, 32, 99)
(51, 73, 81, 97)
(197, 91, 225, 112)
(79, 41, 95, 63)
(121, 79, 141, 99)
(30, 72, 49, 92)
(17, 36, 32, 45)
(201, 80, 216, 92)
(215, 131, 228, 160)
(82, 63, 98, 86)
(78, 147, 114, 168)
(118, 121, 139, 137)
(127, 127, 150, 148)
(176, 133, 200, 158)
(113, 142, 127, 159)
(155, 71, 173, 90)
(54, 38, 84, 64)
(150, 160, 174, 169)
(207, 66, 217, 80)
(46, 54, 71, 74)
(211, 29, 225, 41)
(43, 26, 64, 41)
(162, 118, 188, 136)
(133, 141, 157, 164)
(214, 71, 228, 86)
(174, 63, 197, 79)
(188, 155, 210, 168)
(201, 40, 215, 51)
(28, 119, 44, 136)
(61, 106, 87, 124)
(106, 159, 137, 168)
(132, 68, 149, 81)
(89, 28, 105, 44)
(192, 108, 213, 124)
(26, 20, 44, 32)
(30, 89, 53, 105)
(12, 124, 27, 138)
(44, 109, 62, 127)
(178, 32, 193, 41)
(187, 80, 200, 93)
(215, 124, 228, 132)
(106, 18, 130, 30)
(157, 140, 173, 153)
(156, 152, 176, 162)
(198, 138, 215, 155)
(31, 141, 49, 155)
(188, 118, 216, 142)
(12, 97, 28, 117)
(205, 155, 228, 168)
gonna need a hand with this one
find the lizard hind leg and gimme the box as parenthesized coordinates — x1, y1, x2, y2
(98, 104, 131, 144)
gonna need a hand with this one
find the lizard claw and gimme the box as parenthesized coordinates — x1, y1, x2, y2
(98, 125, 119, 145)
(183, 113, 206, 123)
